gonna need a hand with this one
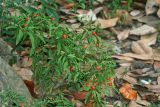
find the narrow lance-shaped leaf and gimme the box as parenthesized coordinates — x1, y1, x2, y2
(16, 29, 23, 45)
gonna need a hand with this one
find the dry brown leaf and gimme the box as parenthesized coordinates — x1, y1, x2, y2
(156, 0, 160, 4)
(115, 67, 127, 78)
(112, 55, 134, 61)
(136, 95, 151, 106)
(12, 64, 33, 81)
(157, 9, 160, 18)
(144, 85, 160, 93)
(21, 56, 32, 67)
(131, 41, 153, 55)
(120, 53, 152, 60)
(117, 30, 130, 41)
(139, 33, 158, 46)
(154, 61, 160, 71)
(123, 74, 138, 84)
(116, 10, 132, 25)
(130, 25, 157, 35)
(95, 18, 119, 29)
(157, 76, 160, 85)
(128, 101, 142, 107)
(93, 7, 103, 14)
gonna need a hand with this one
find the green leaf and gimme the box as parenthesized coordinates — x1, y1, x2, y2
(16, 29, 23, 45)
(27, 32, 36, 49)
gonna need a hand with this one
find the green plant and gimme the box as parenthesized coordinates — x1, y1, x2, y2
(0, 89, 74, 107)
(106, 0, 133, 18)
(2, 1, 117, 106)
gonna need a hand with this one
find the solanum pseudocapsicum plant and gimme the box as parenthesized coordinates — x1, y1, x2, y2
(11, 11, 116, 106)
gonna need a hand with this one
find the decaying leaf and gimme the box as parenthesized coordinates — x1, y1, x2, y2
(117, 30, 130, 41)
(128, 101, 141, 107)
(12, 64, 33, 81)
(112, 55, 134, 62)
(116, 10, 132, 25)
(21, 56, 32, 67)
(157, 9, 160, 18)
(145, 0, 158, 15)
(144, 85, 160, 93)
(139, 33, 158, 46)
(130, 25, 157, 35)
(95, 18, 119, 29)
(157, 76, 160, 85)
(136, 95, 151, 106)
(154, 61, 160, 71)
(77, 10, 97, 22)
(122, 74, 137, 84)
(119, 83, 137, 100)
(130, 10, 141, 17)
(131, 41, 153, 55)
(137, 16, 160, 27)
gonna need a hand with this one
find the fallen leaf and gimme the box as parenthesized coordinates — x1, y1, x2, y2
(93, 7, 103, 14)
(117, 30, 130, 41)
(120, 53, 151, 60)
(130, 25, 157, 35)
(136, 95, 151, 106)
(156, 0, 160, 4)
(128, 101, 141, 107)
(131, 41, 153, 55)
(157, 9, 160, 18)
(73, 91, 87, 100)
(139, 33, 158, 46)
(154, 61, 160, 71)
(78, 10, 97, 22)
(145, 0, 157, 15)
(144, 85, 160, 93)
(130, 10, 141, 17)
(137, 16, 160, 27)
(157, 76, 160, 85)
(12, 64, 33, 80)
(21, 56, 32, 67)
(112, 55, 134, 62)
(122, 74, 137, 84)
(23, 80, 38, 98)
(119, 83, 137, 100)
(95, 18, 119, 29)
(141, 94, 159, 102)
(116, 10, 132, 25)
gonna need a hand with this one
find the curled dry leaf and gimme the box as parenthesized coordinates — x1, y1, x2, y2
(93, 7, 103, 15)
(95, 18, 119, 29)
(119, 83, 137, 100)
(130, 25, 157, 35)
(117, 30, 130, 41)
(131, 41, 153, 55)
